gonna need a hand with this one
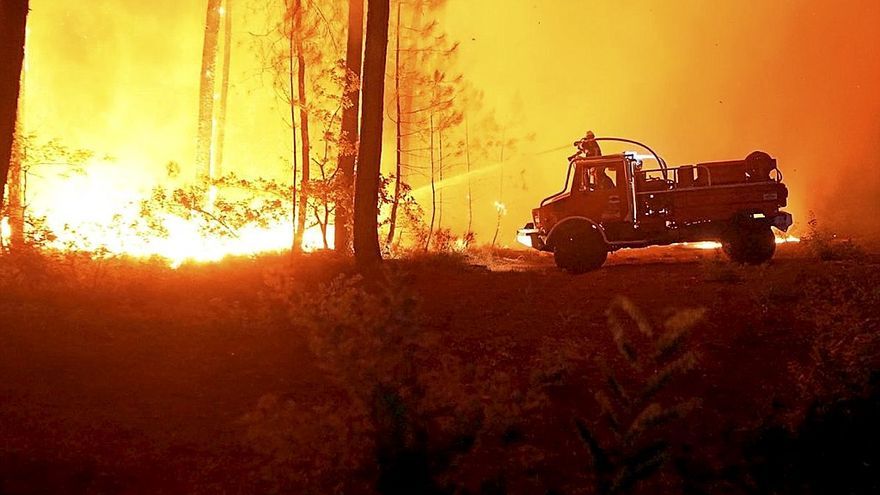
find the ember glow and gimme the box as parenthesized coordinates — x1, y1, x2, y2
(1, 160, 330, 267)
(4, 0, 877, 263)
(686, 235, 801, 251)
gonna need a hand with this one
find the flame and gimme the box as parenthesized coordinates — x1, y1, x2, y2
(686, 235, 801, 250)
(688, 241, 723, 250)
(3, 162, 332, 267)
(0, 217, 10, 245)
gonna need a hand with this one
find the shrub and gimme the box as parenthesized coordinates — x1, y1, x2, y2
(789, 265, 880, 402)
(700, 253, 742, 283)
(259, 267, 479, 494)
(575, 297, 704, 494)
(803, 213, 864, 261)
(744, 380, 880, 494)
(241, 393, 373, 494)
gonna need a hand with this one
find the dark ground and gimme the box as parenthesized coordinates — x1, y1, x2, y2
(1, 242, 879, 494)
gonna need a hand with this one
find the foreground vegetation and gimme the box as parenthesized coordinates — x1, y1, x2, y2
(1, 242, 879, 493)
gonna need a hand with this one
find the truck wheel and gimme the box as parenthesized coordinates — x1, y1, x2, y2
(553, 225, 608, 273)
(723, 224, 776, 264)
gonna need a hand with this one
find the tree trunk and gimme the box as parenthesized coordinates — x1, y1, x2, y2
(213, 0, 232, 177)
(292, 0, 311, 251)
(8, 115, 24, 247)
(353, 0, 389, 266)
(385, 2, 401, 248)
(397, 2, 422, 185)
(196, 0, 222, 181)
(437, 124, 443, 229)
(7, 26, 26, 248)
(491, 134, 505, 248)
(465, 114, 472, 234)
(288, 4, 299, 251)
(334, 0, 364, 254)
(425, 113, 435, 251)
(0, 0, 28, 212)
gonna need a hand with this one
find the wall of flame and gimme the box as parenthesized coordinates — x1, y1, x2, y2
(16, 0, 880, 259)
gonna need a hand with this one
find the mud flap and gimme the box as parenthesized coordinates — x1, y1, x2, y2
(771, 212, 793, 232)
(516, 223, 546, 250)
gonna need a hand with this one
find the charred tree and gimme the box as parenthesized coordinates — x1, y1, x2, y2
(437, 120, 444, 229)
(292, 0, 311, 251)
(393, 8, 460, 248)
(491, 130, 506, 248)
(7, 23, 26, 248)
(353, 0, 390, 266)
(385, 2, 402, 248)
(0, 0, 28, 211)
(464, 114, 472, 234)
(334, 0, 364, 254)
(195, 0, 222, 181)
(8, 116, 24, 247)
(396, 2, 423, 184)
(425, 113, 436, 251)
(213, 0, 232, 177)
(288, 9, 300, 251)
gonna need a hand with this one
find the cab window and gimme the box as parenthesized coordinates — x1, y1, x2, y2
(580, 166, 618, 191)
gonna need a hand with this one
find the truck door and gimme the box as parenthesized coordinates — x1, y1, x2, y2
(578, 161, 627, 222)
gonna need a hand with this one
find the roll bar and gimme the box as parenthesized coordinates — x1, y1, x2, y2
(540, 137, 670, 207)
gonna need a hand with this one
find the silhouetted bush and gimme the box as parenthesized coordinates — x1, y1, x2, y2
(803, 213, 865, 261)
(575, 297, 704, 494)
(744, 378, 880, 494)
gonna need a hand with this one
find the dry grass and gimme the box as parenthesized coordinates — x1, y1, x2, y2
(1, 244, 879, 493)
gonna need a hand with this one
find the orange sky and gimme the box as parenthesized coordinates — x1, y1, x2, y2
(21, 0, 880, 243)
(441, 0, 880, 236)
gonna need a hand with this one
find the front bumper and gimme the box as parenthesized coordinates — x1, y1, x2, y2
(771, 211, 793, 232)
(516, 226, 545, 250)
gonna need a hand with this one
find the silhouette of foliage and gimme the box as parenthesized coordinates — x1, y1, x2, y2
(576, 297, 703, 494)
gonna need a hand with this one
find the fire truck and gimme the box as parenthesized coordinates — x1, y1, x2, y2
(517, 136, 793, 273)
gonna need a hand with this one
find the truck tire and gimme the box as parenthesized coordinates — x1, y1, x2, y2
(553, 224, 608, 273)
(723, 224, 776, 264)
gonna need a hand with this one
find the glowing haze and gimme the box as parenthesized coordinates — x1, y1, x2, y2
(11, 0, 880, 262)
(440, 0, 880, 237)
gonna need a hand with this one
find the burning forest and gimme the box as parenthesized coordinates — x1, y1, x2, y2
(1, 0, 879, 493)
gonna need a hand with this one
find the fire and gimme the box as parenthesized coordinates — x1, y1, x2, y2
(686, 235, 801, 250)
(2, 209, 330, 268)
(0, 218, 10, 244)
(2, 161, 331, 267)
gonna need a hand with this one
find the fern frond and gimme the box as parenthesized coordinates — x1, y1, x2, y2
(608, 310, 640, 366)
(606, 372, 631, 407)
(655, 308, 705, 360)
(662, 308, 706, 334)
(610, 296, 654, 338)
(624, 399, 701, 445)
(640, 351, 698, 402)
(595, 391, 623, 437)
(623, 402, 662, 444)
(575, 417, 613, 474)
(610, 442, 669, 494)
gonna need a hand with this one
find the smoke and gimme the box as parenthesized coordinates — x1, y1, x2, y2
(25, 0, 290, 179)
(441, 0, 880, 237)
(20, 0, 880, 246)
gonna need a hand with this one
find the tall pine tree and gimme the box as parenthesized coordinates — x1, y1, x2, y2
(0, 0, 29, 210)
(353, 0, 389, 266)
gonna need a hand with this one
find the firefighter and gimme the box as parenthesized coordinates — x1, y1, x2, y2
(576, 130, 602, 157)
(592, 166, 614, 190)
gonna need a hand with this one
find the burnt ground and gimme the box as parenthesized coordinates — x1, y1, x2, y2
(1, 243, 879, 494)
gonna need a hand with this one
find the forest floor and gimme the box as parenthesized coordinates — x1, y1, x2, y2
(1, 240, 879, 494)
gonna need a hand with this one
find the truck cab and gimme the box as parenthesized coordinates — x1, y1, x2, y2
(518, 141, 793, 273)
